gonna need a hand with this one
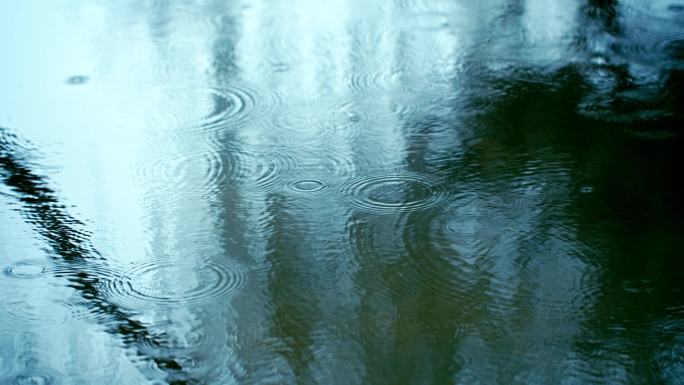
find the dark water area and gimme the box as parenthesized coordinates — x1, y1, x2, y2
(1, 0, 683, 384)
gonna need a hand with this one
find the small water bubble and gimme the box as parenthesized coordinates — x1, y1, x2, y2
(579, 186, 594, 194)
(65, 75, 89, 85)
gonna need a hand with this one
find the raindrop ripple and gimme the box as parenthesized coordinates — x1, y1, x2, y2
(4, 260, 49, 279)
(340, 174, 455, 214)
(286, 179, 329, 193)
(102, 258, 246, 308)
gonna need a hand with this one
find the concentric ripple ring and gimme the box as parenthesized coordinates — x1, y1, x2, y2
(286, 179, 329, 193)
(4, 260, 49, 279)
(340, 174, 455, 214)
(103, 259, 246, 308)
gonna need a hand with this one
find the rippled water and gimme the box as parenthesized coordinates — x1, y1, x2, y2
(1, 0, 683, 384)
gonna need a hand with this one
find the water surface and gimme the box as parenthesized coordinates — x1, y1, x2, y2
(1, 0, 683, 384)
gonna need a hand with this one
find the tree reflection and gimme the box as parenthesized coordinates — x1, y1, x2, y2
(0, 127, 200, 384)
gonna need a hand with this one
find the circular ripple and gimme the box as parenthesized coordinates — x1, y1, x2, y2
(103, 259, 246, 308)
(160, 86, 253, 130)
(340, 174, 454, 214)
(133, 144, 248, 196)
(347, 69, 403, 94)
(271, 112, 337, 145)
(286, 179, 328, 193)
(136, 145, 304, 196)
(270, 99, 369, 145)
(251, 150, 304, 192)
(400, 209, 496, 307)
(54, 299, 110, 326)
(99, 86, 260, 134)
(50, 264, 133, 323)
(388, 100, 423, 120)
(4, 260, 49, 279)
(142, 87, 250, 131)
(313, 149, 360, 179)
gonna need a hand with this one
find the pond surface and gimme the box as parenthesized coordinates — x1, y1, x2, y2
(1, 1, 683, 384)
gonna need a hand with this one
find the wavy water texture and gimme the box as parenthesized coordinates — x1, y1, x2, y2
(2, 0, 684, 384)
